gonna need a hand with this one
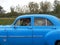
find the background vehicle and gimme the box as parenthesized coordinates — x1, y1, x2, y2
(0, 14, 60, 45)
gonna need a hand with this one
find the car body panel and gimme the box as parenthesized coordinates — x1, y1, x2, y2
(0, 14, 60, 45)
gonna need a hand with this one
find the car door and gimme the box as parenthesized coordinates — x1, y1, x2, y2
(33, 17, 55, 45)
(0, 28, 7, 45)
(7, 17, 33, 45)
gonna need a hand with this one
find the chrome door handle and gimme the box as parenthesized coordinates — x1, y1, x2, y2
(28, 27, 32, 29)
(33, 35, 43, 38)
(3, 39, 6, 42)
(52, 27, 56, 29)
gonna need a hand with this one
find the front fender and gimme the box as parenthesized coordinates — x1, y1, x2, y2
(45, 30, 60, 45)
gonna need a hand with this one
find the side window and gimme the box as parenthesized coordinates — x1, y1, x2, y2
(34, 18, 53, 26)
(47, 19, 53, 26)
(15, 18, 31, 26)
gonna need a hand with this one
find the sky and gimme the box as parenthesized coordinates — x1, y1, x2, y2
(0, 0, 55, 12)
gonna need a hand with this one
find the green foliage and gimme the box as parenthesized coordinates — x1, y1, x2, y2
(40, 1, 51, 13)
(0, 6, 5, 14)
(54, 0, 60, 14)
(28, 2, 39, 13)
(0, 18, 15, 25)
(0, 6, 3, 11)
(0, 1, 60, 18)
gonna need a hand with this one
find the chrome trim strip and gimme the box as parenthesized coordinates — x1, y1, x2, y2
(33, 35, 43, 38)
(0, 35, 43, 38)
(0, 36, 7, 38)
(8, 36, 32, 38)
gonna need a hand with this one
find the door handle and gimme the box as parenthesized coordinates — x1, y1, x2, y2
(3, 38, 6, 42)
(33, 35, 43, 38)
(28, 27, 32, 29)
(52, 27, 56, 29)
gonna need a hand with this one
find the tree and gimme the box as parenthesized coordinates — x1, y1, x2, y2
(0, 6, 5, 14)
(54, 0, 60, 14)
(0, 6, 2, 12)
(15, 5, 23, 13)
(22, 5, 30, 14)
(40, 1, 51, 13)
(10, 6, 15, 13)
(10, 6, 18, 17)
(28, 2, 39, 13)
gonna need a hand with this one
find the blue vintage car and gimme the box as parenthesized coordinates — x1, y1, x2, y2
(0, 14, 60, 45)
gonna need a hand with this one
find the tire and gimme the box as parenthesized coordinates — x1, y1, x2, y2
(55, 40, 60, 45)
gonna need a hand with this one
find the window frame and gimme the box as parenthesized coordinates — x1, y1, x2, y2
(14, 17, 32, 26)
(34, 17, 54, 26)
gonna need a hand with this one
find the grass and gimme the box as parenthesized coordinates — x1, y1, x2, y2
(0, 18, 15, 25)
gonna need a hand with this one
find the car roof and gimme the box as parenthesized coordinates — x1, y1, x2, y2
(13, 14, 60, 26)
(17, 14, 56, 19)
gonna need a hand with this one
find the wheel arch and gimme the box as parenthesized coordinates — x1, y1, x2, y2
(44, 30, 60, 45)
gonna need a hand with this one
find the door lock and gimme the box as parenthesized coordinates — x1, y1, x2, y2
(3, 39, 6, 42)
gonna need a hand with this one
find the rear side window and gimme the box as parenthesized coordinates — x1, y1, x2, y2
(34, 18, 53, 26)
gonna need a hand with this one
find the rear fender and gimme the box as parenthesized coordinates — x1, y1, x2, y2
(45, 30, 60, 45)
